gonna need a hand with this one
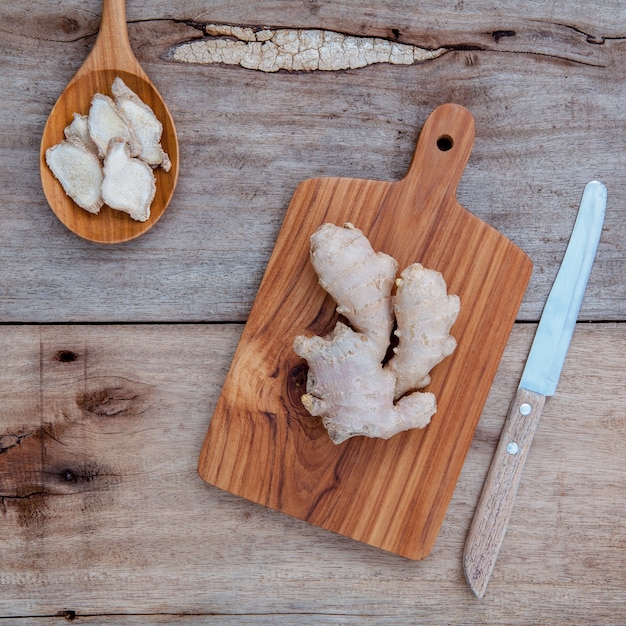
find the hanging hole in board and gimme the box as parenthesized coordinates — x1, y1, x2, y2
(437, 135, 454, 151)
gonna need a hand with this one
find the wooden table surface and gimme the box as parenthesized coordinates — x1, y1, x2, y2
(1, 1, 624, 623)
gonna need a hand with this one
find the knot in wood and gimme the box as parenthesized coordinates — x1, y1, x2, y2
(56, 350, 79, 363)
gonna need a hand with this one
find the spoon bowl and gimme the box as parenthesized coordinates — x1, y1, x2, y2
(40, 0, 178, 244)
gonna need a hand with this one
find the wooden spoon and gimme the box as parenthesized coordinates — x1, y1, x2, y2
(40, 0, 179, 244)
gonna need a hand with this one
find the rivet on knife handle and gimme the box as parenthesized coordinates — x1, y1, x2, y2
(463, 387, 545, 598)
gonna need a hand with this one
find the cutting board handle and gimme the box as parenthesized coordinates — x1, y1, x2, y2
(401, 103, 475, 204)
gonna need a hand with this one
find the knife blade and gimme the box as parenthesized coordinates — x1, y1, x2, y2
(463, 180, 607, 598)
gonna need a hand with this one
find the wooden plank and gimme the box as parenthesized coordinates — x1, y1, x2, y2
(0, 618, 370, 625)
(0, 1, 624, 323)
(1, 323, 624, 621)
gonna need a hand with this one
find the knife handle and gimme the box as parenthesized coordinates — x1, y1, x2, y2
(463, 387, 546, 598)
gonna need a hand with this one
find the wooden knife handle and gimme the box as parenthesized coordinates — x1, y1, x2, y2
(463, 387, 546, 598)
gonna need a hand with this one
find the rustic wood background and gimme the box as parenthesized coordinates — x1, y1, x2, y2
(1, 0, 624, 623)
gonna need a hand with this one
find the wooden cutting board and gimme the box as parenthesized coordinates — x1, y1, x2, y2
(198, 103, 532, 560)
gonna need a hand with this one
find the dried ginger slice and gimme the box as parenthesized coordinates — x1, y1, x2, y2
(101, 138, 156, 222)
(63, 113, 98, 156)
(45, 139, 103, 214)
(88, 93, 140, 159)
(112, 77, 171, 171)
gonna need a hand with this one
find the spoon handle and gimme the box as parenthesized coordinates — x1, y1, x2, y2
(79, 0, 146, 78)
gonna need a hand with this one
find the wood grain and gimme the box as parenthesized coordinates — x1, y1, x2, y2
(2, 0, 626, 621)
(463, 387, 546, 597)
(1, 324, 624, 622)
(198, 104, 532, 560)
(39, 0, 179, 243)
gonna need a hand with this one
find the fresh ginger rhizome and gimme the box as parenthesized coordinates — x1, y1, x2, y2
(294, 223, 460, 444)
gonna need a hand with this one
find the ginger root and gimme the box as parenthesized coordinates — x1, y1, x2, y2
(294, 223, 460, 444)
(389, 263, 460, 399)
(309, 222, 397, 358)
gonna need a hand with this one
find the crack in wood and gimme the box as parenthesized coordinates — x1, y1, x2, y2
(1, 491, 49, 504)
(0, 431, 32, 454)
(543, 19, 610, 45)
(492, 30, 517, 42)
(168, 22, 447, 72)
(76, 377, 152, 418)
(165, 18, 618, 71)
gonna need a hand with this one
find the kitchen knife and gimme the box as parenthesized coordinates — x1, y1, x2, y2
(463, 180, 607, 598)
